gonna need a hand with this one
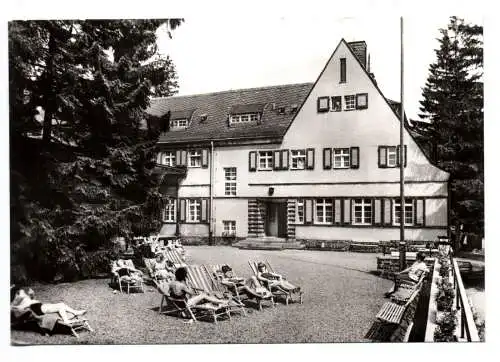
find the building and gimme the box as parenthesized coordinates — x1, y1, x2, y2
(146, 39, 449, 245)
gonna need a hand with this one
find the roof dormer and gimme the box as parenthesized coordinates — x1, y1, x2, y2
(228, 103, 264, 126)
(169, 109, 195, 130)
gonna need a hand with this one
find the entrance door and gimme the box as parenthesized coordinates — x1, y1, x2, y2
(265, 202, 287, 238)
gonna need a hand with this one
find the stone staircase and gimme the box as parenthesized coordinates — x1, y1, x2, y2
(232, 236, 305, 250)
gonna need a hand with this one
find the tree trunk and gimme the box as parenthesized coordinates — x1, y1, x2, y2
(42, 30, 57, 147)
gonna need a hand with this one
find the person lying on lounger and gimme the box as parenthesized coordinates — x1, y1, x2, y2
(113, 259, 143, 282)
(220, 265, 271, 298)
(385, 251, 429, 297)
(10, 286, 86, 324)
(168, 267, 229, 308)
(256, 262, 300, 293)
(152, 254, 175, 280)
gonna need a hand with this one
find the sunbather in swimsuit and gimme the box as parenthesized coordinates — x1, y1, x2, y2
(256, 262, 300, 292)
(220, 265, 271, 298)
(10, 286, 86, 324)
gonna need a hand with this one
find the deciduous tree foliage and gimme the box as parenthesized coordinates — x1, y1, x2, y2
(10, 19, 182, 282)
(419, 17, 483, 237)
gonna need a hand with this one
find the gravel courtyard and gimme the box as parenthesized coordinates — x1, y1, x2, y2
(11, 246, 392, 344)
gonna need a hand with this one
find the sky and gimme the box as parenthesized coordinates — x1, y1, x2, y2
(156, 15, 483, 121)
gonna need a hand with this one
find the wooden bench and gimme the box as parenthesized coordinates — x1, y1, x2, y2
(376, 302, 406, 324)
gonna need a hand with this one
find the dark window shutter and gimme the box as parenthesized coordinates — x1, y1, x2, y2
(201, 199, 208, 222)
(350, 147, 359, 169)
(273, 150, 281, 170)
(317, 97, 330, 113)
(323, 148, 332, 169)
(331, 96, 342, 112)
(179, 199, 186, 222)
(281, 150, 289, 170)
(181, 150, 187, 166)
(396, 145, 401, 167)
(249, 151, 257, 172)
(382, 198, 392, 225)
(304, 199, 313, 224)
(201, 149, 209, 168)
(334, 199, 342, 224)
(176, 150, 182, 166)
(342, 199, 351, 224)
(415, 199, 425, 226)
(404, 145, 408, 167)
(378, 147, 387, 168)
(306, 148, 315, 170)
(374, 199, 382, 225)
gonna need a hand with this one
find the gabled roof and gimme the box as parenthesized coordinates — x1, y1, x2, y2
(147, 83, 313, 145)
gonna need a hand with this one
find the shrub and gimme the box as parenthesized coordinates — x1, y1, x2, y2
(436, 279, 455, 311)
(434, 311, 458, 342)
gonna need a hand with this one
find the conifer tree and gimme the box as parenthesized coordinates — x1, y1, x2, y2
(419, 17, 483, 237)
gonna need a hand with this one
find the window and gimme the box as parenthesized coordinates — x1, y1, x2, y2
(222, 220, 236, 236)
(317, 97, 330, 113)
(353, 198, 372, 225)
(170, 118, 188, 130)
(387, 147, 398, 167)
(356, 93, 368, 109)
(296, 199, 304, 224)
(344, 95, 356, 110)
(333, 148, 350, 168)
(187, 199, 201, 222)
(290, 150, 306, 170)
(331, 96, 342, 112)
(163, 199, 176, 222)
(394, 199, 414, 226)
(224, 167, 237, 196)
(229, 113, 260, 124)
(258, 151, 273, 170)
(188, 150, 201, 167)
(340, 58, 346, 83)
(315, 199, 333, 224)
(162, 151, 175, 167)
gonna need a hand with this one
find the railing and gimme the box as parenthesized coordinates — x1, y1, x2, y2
(451, 258, 480, 342)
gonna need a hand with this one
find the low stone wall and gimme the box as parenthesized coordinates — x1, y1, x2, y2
(177, 236, 245, 246)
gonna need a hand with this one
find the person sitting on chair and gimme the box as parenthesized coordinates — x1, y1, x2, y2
(385, 251, 429, 297)
(11, 286, 86, 324)
(256, 262, 300, 293)
(168, 267, 229, 309)
(113, 259, 143, 282)
(152, 254, 175, 281)
(220, 265, 271, 298)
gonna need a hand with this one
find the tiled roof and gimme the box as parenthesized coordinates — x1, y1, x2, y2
(147, 83, 313, 145)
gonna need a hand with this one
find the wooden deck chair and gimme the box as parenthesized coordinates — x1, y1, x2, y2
(209, 264, 274, 310)
(376, 277, 425, 324)
(249, 260, 303, 305)
(111, 260, 145, 294)
(11, 309, 93, 338)
(163, 249, 186, 267)
(185, 265, 244, 320)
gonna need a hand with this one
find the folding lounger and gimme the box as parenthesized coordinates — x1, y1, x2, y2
(209, 264, 274, 310)
(162, 249, 186, 267)
(11, 309, 93, 338)
(249, 260, 304, 305)
(111, 259, 145, 294)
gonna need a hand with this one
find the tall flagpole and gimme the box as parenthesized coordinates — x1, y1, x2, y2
(399, 17, 406, 271)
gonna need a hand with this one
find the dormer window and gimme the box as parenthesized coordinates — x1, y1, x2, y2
(229, 113, 260, 124)
(170, 118, 189, 130)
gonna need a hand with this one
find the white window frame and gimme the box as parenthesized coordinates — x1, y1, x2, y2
(314, 199, 333, 224)
(187, 199, 201, 222)
(353, 198, 372, 225)
(290, 150, 306, 170)
(296, 199, 305, 224)
(170, 118, 188, 130)
(188, 150, 202, 168)
(162, 151, 175, 167)
(344, 95, 356, 111)
(258, 151, 273, 171)
(224, 167, 237, 196)
(163, 199, 176, 222)
(229, 113, 260, 124)
(387, 146, 398, 167)
(393, 199, 414, 226)
(222, 220, 236, 236)
(333, 148, 350, 169)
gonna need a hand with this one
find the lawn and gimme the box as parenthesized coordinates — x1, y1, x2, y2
(11, 246, 392, 344)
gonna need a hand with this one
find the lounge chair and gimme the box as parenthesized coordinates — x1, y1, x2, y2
(249, 260, 304, 305)
(161, 249, 186, 267)
(209, 265, 274, 310)
(185, 265, 246, 318)
(110, 259, 145, 294)
(156, 280, 230, 324)
(11, 308, 93, 338)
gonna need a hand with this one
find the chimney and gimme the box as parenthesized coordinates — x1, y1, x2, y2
(347, 41, 367, 69)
